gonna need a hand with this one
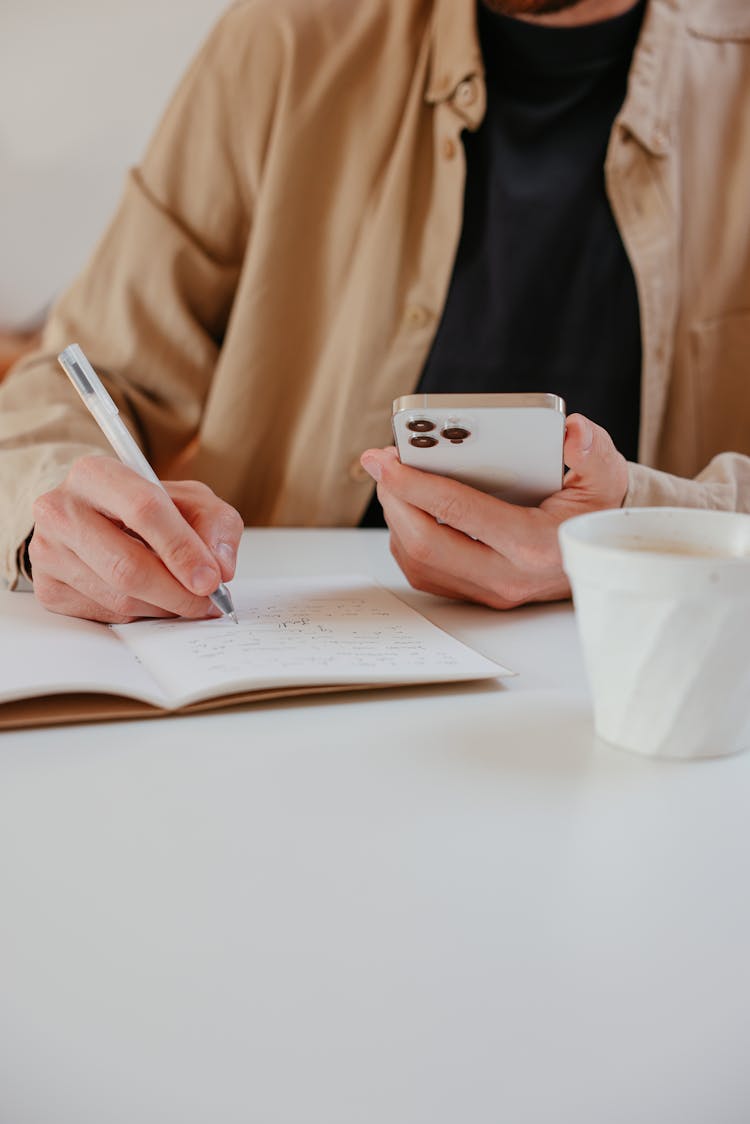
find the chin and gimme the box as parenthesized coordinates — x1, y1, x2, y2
(482, 0, 583, 14)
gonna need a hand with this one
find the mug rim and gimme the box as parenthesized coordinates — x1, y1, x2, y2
(559, 506, 750, 561)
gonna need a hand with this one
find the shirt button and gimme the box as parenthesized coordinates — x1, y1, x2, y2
(442, 137, 457, 161)
(404, 304, 431, 328)
(349, 458, 372, 484)
(455, 78, 478, 107)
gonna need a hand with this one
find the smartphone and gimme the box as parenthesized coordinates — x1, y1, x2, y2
(392, 393, 566, 507)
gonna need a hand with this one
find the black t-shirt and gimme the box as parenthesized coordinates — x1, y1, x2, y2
(361, 0, 645, 528)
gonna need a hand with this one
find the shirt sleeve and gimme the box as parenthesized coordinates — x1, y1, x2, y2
(626, 453, 750, 512)
(0, 3, 274, 589)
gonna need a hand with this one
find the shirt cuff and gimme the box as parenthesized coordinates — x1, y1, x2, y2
(625, 461, 739, 511)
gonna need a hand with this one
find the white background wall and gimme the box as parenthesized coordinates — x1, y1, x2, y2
(0, 0, 228, 330)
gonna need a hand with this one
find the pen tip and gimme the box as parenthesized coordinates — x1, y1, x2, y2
(231, 611, 238, 624)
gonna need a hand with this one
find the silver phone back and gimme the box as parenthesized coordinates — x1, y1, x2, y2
(392, 393, 565, 507)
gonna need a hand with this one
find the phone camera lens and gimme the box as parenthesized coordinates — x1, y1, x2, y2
(441, 426, 470, 443)
(407, 418, 435, 433)
(409, 434, 439, 448)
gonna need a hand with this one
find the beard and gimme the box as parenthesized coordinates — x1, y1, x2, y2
(482, 0, 584, 13)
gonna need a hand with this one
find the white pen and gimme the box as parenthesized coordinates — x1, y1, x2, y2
(57, 343, 238, 623)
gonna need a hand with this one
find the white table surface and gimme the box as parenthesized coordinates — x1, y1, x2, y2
(1, 529, 749, 1124)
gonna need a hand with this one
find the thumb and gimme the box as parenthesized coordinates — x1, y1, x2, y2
(561, 414, 628, 505)
(563, 414, 596, 469)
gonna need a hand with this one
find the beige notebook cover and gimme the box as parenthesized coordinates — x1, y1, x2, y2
(0, 575, 512, 730)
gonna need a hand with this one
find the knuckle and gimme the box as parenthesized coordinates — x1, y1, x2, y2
(400, 557, 430, 592)
(402, 529, 433, 568)
(378, 457, 404, 492)
(126, 487, 165, 527)
(189, 480, 214, 501)
(108, 552, 139, 592)
(176, 592, 210, 619)
(171, 479, 217, 509)
(95, 605, 136, 625)
(378, 462, 395, 489)
(389, 534, 418, 579)
(432, 492, 465, 528)
(172, 478, 211, 499)
(375, 482, 389, 512)
(486, 591, 520, 611)
(498, 578, 528, 605)
(105, 591, 142, 619)
(479, 573, 527, 610)
(404, 567, 431, 594)
(227, 508, 244, 539)
(67, 454, 104, 488)
(595, 426, 622, 470)
(32, 575, 57, 608)
(594, 420, 613, 448)
(76, 453, 105, 475)
(163, 533, 206, 577)
(27, 534, 51, 571)
(31, 490, 61, 526)
(212, 507, 244, 547)
(389, 539, 434, 595)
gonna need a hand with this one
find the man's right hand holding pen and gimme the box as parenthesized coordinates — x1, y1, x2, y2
(29, 456, 243, 623)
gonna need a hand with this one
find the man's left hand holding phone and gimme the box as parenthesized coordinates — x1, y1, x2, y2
(360, 414, 629, 610)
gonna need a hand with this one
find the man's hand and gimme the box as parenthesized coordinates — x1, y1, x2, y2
(360, 414, 628, 609)
(29, 456, 244, 623)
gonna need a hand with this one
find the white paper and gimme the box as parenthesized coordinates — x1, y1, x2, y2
(113, 575, 510, 707)
(0, 591, 169, 707)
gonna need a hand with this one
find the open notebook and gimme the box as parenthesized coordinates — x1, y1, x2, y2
(0, 575, 512, 729)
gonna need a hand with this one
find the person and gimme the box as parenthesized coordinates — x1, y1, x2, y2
(1, 0, 748, 622)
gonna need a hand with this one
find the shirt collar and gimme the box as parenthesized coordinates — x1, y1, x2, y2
(426, 0, 684, 156)
(615, 0, 684, 156)
(426, 0, 485, 105)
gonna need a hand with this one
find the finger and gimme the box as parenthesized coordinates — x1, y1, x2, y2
(66, 457, 222, 596)
(32, 483, 217, 618)
(31, 539, 178, 621)
(361, 446, 530, 550)
(388, 525, 523, 607)
(38, 501, 217, 620)
(164, 481, 244, 582)
(33, 575, 140, 625)
(560, 414, 628, 505)
(379, 487, 536, 608)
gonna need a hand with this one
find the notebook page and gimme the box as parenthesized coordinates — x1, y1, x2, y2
(112, 575, 510, 708)
(0, 591, 169, 707)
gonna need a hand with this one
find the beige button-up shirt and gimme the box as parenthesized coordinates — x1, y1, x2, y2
(2, 0, 750, 588)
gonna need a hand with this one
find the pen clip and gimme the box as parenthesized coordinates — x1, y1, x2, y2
(58, 344, 119, 416)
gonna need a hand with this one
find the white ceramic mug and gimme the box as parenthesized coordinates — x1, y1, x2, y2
(558, 507, 750, 759)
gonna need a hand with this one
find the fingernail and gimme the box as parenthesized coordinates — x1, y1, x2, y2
(581, 422, 594, 453)
(191, 565, 218, 595)
(214, 542, 236, 569)
(361, 455, 381, 482)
